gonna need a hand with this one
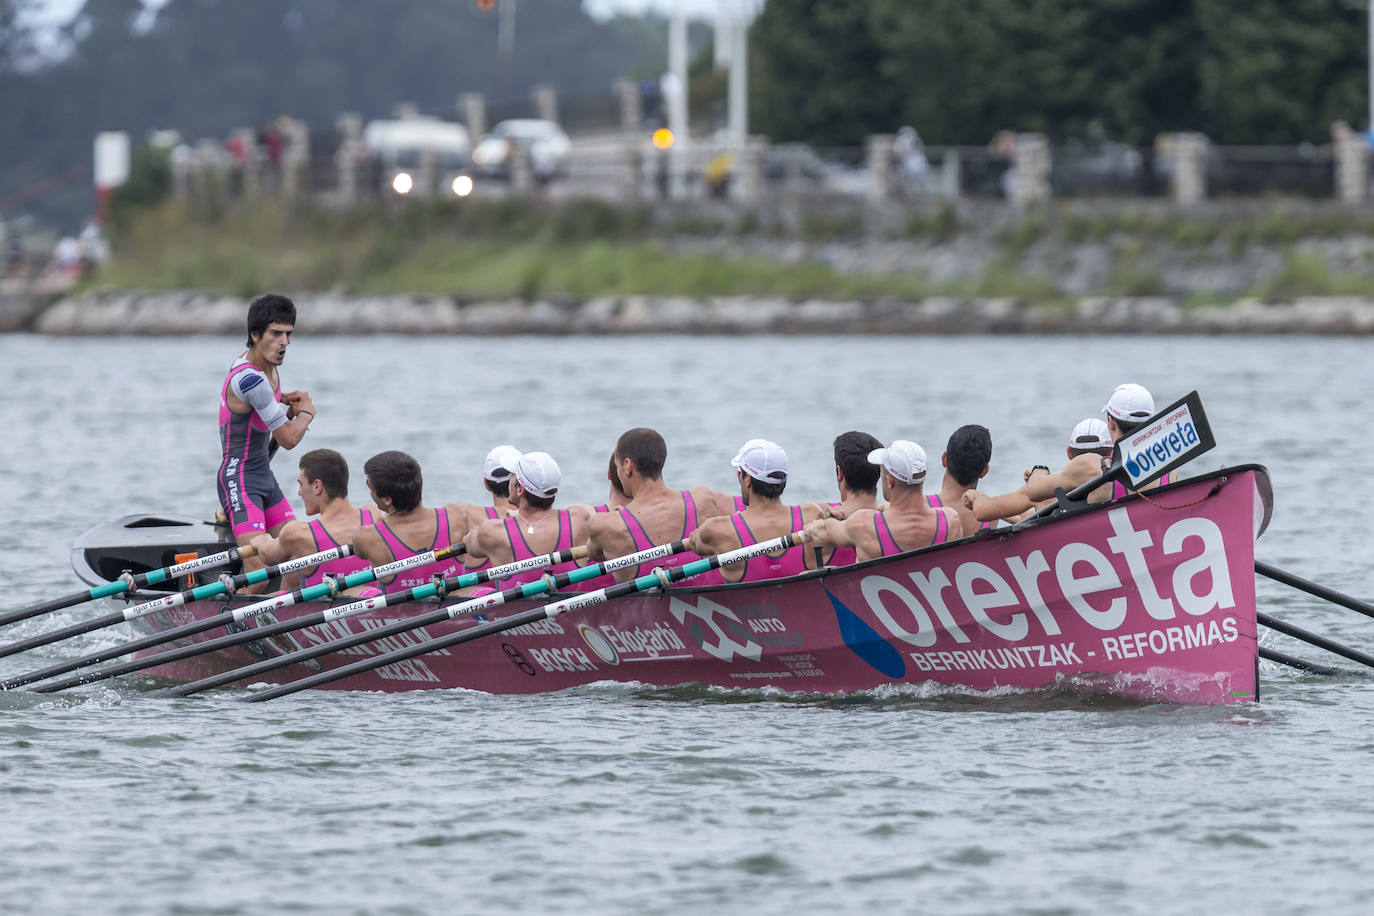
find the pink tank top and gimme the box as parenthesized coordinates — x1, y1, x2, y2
(463, 506, 504, 574)
(822, 502, 857, 567)
(500, 510, 577, 588)
(873, 507, 950, 556)
(717, 505, 807, 584)
(375, 507, 461, 594)
(301, 509, 375, 588)
(619, 491, 704, 581)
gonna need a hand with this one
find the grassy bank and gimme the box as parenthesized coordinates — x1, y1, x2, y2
(89, 197, 1374, 303)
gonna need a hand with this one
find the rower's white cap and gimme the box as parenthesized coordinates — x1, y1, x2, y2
(1102, 383, 1155, 422)
(483, 444, 522, 482)
(731, 439, 789, 483)
(513, 451, 561, 498)
(1069, 418, 1112, 450)
(868, 440, 927, 484)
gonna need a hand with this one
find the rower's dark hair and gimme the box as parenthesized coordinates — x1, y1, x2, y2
(364, 450, 423, 513)
(607, 453, 627, 497)
(745, 473, 787, 501)
(484, 477, 511, 499)
(299, 448, 349, 500)
(615, 427, 666, 481)
(945, 424, 992, 488)
(834, 430, 881, 495)
(523, 491, 556, 511)
(246, 293, 296, 347)
(1112, 416, 1145, 437)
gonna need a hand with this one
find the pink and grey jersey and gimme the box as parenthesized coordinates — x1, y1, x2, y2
(618, 492, 705, 583)
(873, 507, 951, 557)
(374, 508, 462, 594)
(301, 509, 375, 589)
(216, 357, 293, 536)
(714, 506, 807, 585)
(500, 510, 578, 588)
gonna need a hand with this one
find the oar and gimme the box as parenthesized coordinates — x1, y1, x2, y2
(246, 531, 805, 702)
(1257, 611, 1374, 670)
(1259, 646, 1346, 677)
(0, 542, 466, 691)
(0, 544, 259, 629)
(26, 542, 591, 694)
(0, 545, 352, 663)
(1256, 561, 1374, 621)
(160, 539, 689, 698)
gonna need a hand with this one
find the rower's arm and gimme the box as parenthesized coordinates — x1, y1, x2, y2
(686, 517, 731, 557)
(271, 391, 315, 449)
(965, 488, 1034, 523)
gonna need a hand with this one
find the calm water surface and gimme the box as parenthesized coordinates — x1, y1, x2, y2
(1, 333, 1372, 914)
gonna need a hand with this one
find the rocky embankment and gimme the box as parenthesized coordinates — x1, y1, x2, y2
(23, 289, 1374, 334)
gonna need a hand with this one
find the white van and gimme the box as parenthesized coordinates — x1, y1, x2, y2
(363, 118, 474, 197)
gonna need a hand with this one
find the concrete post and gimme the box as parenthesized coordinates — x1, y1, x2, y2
(735, 137, 765, 203)
(1335, 134, 1368, 204)
(867, 135, 893, 202)
(1170, 132, 1208, 206)
(335, 112, 363, 206)
(622, 141, 643, 201)
(615, 79, 640, 133)
(1011, 133, 1051, 206)
(171, 146, 192, 204)
(939, 149, 961, 197)
(459, 93, 486, 140)
(281, 118, 310, 200)
(532, 84, 559, 125)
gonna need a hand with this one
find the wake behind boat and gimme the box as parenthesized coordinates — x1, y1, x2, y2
(61, 464, 1274, 705)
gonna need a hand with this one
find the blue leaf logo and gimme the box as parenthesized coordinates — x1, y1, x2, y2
(827, 589, 906, 678)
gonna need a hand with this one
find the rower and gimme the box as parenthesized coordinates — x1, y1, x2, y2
(591, 454, 631, 514)
(351, 451, 466, 594)
(249, 449, 379, 591)
(446, 444, 522, 574)
(805, 430, 882, 569)
(216, 294, 316, 587)
(584, 428, 727, 582)
(963, 383, 1169, 523)
(462, 450, 590, 588)
(687, 439, 826, 584)
(803, 439, 957, 562)
(929, 424, 992, 537)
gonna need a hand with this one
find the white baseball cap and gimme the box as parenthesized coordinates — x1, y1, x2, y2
(1102, 383, 1155, 422)
(1069, 418, 1112, 450)
(731, 439, 789, 483)
(513, 451, 561, 498)
(483, 445, 522, 482)
(867, 440, 927, 484)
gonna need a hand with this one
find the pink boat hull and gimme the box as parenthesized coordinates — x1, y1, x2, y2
(122, 467, 1269, 705)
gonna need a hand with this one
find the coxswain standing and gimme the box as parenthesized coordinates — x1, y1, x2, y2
(217, 294, 315, 588)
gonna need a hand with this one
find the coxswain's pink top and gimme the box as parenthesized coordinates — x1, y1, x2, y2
(301, 509, 375, 589)
(374, 508, 461, 594)
(873, 506, 950, 557)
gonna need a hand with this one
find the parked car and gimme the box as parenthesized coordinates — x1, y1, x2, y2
(363, 117, 473, 197)
(471, 119, 571, 180)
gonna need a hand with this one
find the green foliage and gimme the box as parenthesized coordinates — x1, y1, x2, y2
(750, 0, 1367, 147)
(107, 145, 172, 231)
(1255, 249, 1374, 302)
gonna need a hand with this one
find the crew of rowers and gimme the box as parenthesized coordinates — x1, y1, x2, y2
(248, 382, 1166, 597)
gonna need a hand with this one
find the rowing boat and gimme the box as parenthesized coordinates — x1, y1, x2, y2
(67, 464, 1273, 704)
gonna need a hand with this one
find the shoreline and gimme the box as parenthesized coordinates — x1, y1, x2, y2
(10, 289, 1374, 335)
